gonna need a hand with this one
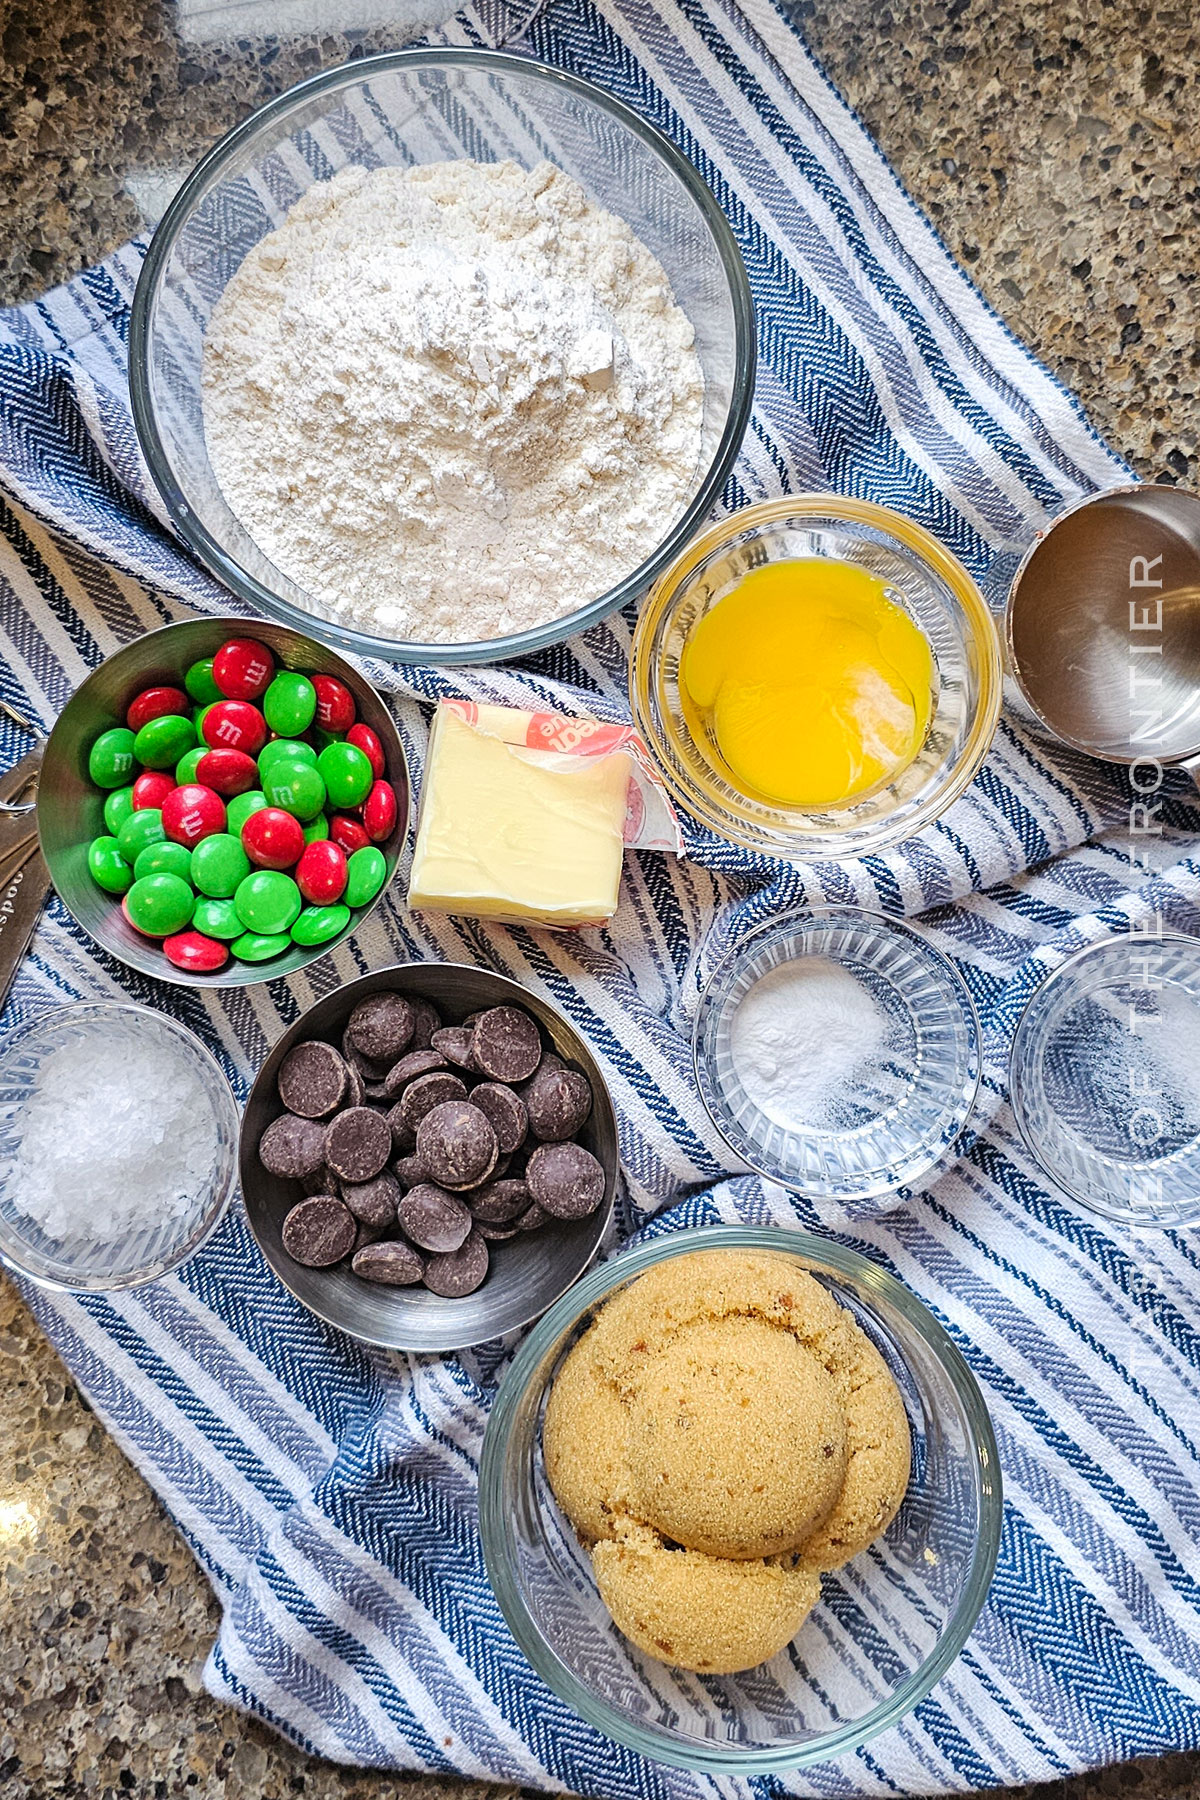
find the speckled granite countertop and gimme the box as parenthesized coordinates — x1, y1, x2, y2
(1, 1, 1199, 1796)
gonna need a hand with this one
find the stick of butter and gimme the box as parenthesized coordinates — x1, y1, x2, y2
(407, 705, 631, 927)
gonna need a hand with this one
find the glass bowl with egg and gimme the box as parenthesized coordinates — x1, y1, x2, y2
(479, 1226, 1001, 1774)
(129, 48, 754, 667)
(629, 495, 1003, 860)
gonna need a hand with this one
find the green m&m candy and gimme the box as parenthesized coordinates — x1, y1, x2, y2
(184, 658, 223, 706)
(103, 785, 136, 836)
(317, 741, 372, 809)
(227, 790, 268, 836)
(133, 713, 195, 770)
(191, 832, 251, 899)
(87, 836, 133, 895)
(262, 761, 325, 822)
(263, 672, 317, 738)
(302, 814, 330, 844)
(176, 745, 208, 786)
(134, 841, 193, 882)
(125, 872, 194, 937)
(234, 869, 302, 935)
(344, 846, 387, 908)
(192, 896, 243, 941)
(291, 903, 351, 947)
(257, 738, 317, 777)
(117, 807, 165, 863)
(88, 727, 137, 789)
(231, 931, 292, 963)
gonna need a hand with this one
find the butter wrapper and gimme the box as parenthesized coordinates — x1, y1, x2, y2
(442, 700, 683, 855)
(407, 700, 682, 930)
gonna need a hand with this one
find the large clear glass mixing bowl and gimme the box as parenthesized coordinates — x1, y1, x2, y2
(480, 1227, 1001, 1774)
(129, 48, 755, 666)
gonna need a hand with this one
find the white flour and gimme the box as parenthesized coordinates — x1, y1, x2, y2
(201, 159, 705, 644)
(730, 957, 892, 1130)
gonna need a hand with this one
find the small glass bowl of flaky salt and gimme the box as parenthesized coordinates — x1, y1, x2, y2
(0, 1003, 239, 1290)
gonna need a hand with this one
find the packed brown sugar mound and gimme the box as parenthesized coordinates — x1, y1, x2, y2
(543, 1248, 911, 1673)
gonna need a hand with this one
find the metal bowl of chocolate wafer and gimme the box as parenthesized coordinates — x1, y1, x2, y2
(239, 962, 619, 1351)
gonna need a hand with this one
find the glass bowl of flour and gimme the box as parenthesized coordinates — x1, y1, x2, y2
(129, 48, 754, 666)
(693, 907, 982, 1207)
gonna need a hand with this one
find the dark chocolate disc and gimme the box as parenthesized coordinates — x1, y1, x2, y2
(393, 1151, 430, 1187)
(423, 1228, 490, 1297)
(470, 1082, 528, 1154)
(398, 1183, 473, 1253)
(325, 1106, 393, 1184)
(277, 1040, 347, 1119)
(515, 1201, 551, 1232)
(523, 1062, 593, 1142)
(526, 1141, 606, 1218)
(301, 1163, 336, 1196)
(382, 1048, 448, 1098)
(352, 1239, 426, 1285)
(430, 1026, 475, 1070)
(281, 1195, 356, 1266)
(342, 1059, 366, 1107)
(341, 1023, 391, 1077)
(347, 993, 415, 1062)
(475, 1219, 519, 1241)
(398, 1070, 468, 1138)
(259, 1113, 328, 1180)
(408, 999, 442, 1050)
(340, 1167, 401, 1227)
(416, 1099, 498, 1191)
(469, 1178, 530, 1224)
(352, 1218, 390, 1252)
(470, 1006, 542, 1083)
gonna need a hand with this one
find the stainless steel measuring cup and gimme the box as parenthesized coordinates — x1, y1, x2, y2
(1005, 482, 1200, 781)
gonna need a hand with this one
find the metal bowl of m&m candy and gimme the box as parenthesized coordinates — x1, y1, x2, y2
(37, 617, 409, 986)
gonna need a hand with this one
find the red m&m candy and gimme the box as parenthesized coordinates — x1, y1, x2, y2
(241, 806, 305, 871)
(362, 779, 398, 843)
(162, 782, 226, 847)
(346, 723, 384, 780)
(197, 747, 259, 797)
(329, 813, 370, 855)
(201, 700, 268, 757)
(311, 675, 356, 734)
(126, 686, 189, 734)
(163, 930, 229, 974)
(295, 839, 347, 906)
(132, 771, 176, 811)
(213, 637, 274, 701)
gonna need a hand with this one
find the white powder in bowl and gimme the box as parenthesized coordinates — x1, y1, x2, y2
(201, 158, 706, 646)
(729, 957, 892, 1130)
(7, 1024, 222, 1243)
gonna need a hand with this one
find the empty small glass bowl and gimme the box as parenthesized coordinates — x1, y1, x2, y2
(479, 1227, 1001, 1774)
(693, 907, 981, 1204)
(629, 496, 1002, 861)
(1009, 933, 1200, 1228)
(0, 1003, 239, 1290)
(130, 48, 754, 667)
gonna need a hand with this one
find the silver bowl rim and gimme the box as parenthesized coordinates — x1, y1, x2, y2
(238, 959, 620, 1349)
(479, 1222, 1003, 1773)
(128, 44, 757, 668)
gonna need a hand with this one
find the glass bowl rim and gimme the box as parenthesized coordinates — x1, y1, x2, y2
(628, 493, 1004, 860)
(128, 45, 757, 669)
(479, 1221, 1003, 1774)
(691, 904, 983, 1201)
(0, 1000, 240, 1292)
(1008, 930, 1200, 1228)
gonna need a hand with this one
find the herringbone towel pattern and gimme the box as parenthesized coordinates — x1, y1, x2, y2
(1, 0, 1199, 1793)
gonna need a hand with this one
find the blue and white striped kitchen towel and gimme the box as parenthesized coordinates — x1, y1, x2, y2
(3, 0, 1200, 1791)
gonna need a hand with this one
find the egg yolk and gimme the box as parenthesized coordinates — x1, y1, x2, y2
(679, 558, 934, 810)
